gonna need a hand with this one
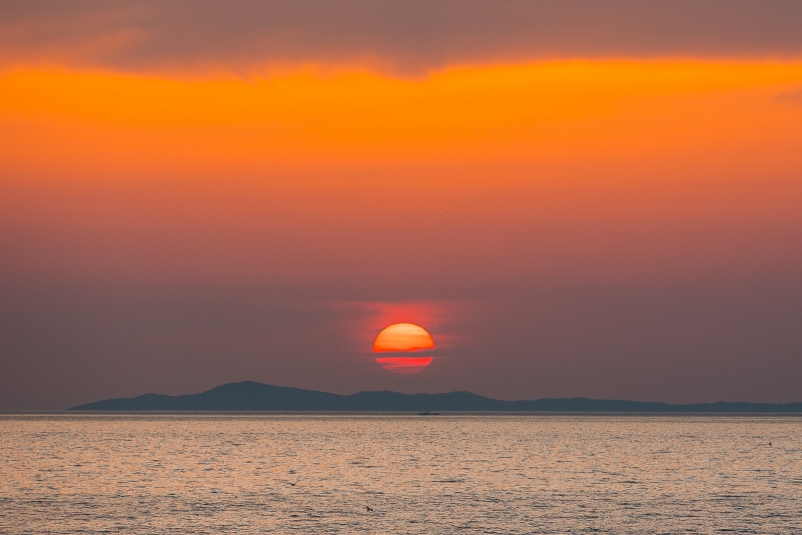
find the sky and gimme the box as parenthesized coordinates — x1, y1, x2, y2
(2, 1, 802, 410)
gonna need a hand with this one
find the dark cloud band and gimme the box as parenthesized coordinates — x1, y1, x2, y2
(2, 0, 802, 74)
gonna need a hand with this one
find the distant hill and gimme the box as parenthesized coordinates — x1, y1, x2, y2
(68, 381, 802, 412)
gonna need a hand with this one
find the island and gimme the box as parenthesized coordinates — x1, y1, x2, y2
(68, 381, 802, 412)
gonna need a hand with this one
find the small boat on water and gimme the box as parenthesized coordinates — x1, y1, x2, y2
(417, 409, 439, 416)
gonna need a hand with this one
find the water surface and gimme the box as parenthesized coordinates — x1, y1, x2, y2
(2, 414, 801, 533)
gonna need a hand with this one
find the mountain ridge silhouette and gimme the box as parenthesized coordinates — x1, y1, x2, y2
(68, 381, 802, 412)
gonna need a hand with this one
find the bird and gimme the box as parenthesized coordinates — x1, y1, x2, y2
(769, 442, 772, 447)
(366, 506, 374, 512)
(288, 481, 299, 486)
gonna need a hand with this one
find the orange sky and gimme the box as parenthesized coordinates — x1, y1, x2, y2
(2, 61, 802, 176)
(2, 61, 801, 289)
(3, 2, 802, 408)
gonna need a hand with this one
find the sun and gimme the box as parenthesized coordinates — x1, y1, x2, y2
(373, 323, 435, 352)
(373, 323, 435, 374)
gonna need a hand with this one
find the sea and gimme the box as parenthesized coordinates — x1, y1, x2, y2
(2, 414, 801, 534)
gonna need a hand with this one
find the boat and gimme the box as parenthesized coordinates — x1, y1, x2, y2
(417, 409, 439, 415)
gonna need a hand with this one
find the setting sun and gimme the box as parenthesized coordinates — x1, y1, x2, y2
(373, 323, 435, 352)
(373, 323, 435, 374)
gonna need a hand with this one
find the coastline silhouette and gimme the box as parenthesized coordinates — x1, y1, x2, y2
(68, 381, 802, 413)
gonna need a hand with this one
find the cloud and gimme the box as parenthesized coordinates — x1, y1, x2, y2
(2, 0, 802, 75)
(775, 86, 802, 105)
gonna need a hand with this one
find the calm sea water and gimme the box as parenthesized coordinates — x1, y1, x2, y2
(2, 414, 801, 534)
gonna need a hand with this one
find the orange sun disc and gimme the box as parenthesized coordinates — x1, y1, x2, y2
(373, 323, 435, 374)
(373, 323, 435, 352)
